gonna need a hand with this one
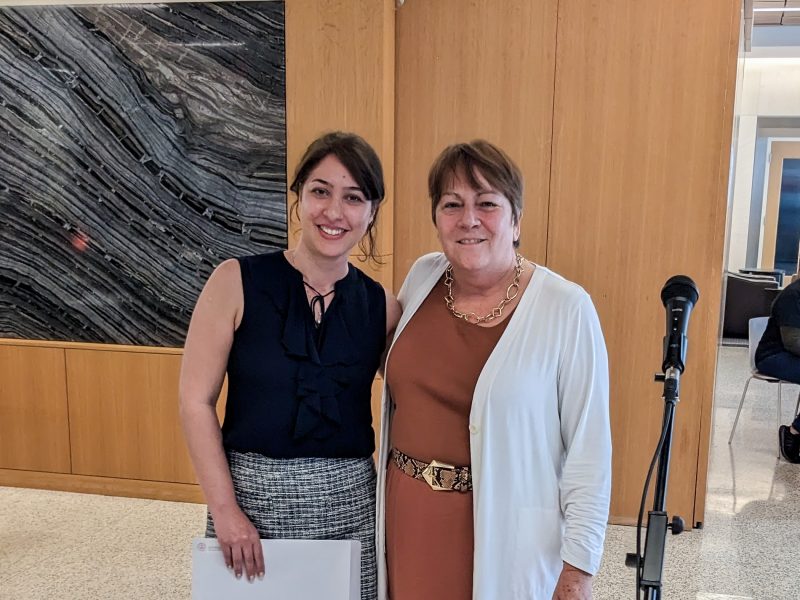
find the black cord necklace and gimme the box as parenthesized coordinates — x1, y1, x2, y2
(303, 281, 335, 328)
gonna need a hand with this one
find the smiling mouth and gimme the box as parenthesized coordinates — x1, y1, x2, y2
(457, 239, 485, 245)
(318, 225, 348, 237)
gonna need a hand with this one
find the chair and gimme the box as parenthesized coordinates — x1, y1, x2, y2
(728, 317, 800, 458)
(738, 268, 785, 287)
(722, 272, 779, 339)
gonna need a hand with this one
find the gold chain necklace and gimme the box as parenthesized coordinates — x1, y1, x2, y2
(444, 253, 524, 325)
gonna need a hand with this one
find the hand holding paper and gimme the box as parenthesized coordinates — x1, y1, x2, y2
(192, 538, 361, 600)
(209, 505, 264, 581)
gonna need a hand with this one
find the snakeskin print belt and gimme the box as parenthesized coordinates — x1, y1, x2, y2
(391, 448, 472, 492)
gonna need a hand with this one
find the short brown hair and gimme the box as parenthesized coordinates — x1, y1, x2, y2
(289, 132, 385, 263)
(428, 140, 523, 247)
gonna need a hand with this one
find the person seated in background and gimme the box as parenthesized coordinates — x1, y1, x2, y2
(755, 276, 800, 463)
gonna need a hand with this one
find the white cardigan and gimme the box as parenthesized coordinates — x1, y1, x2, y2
(376, 253, 611, 599)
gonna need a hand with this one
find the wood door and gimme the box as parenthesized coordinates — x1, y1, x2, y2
(760, 141, 800, 272)
(548, 0, 740, 525)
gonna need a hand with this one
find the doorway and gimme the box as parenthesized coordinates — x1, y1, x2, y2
(760, 141, 800, 274)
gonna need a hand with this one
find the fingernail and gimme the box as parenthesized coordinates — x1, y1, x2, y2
(249, 575, 254, 583)
(259, 572, 265, 580)
(236, 572, 242, 579)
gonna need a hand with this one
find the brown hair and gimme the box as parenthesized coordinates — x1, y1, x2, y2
(428, 140, 523, 247)
(289, 132, 385, 263)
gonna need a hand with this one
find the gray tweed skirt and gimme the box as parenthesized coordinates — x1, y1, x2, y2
(206, 451, 377, 600)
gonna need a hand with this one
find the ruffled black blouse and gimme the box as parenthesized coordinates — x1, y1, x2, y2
(221, 251, 386, 458)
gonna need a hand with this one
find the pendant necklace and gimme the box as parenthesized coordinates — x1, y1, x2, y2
(304, 281, 335, 328)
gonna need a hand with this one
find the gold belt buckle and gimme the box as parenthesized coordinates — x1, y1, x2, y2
(421, 459, 455, 491)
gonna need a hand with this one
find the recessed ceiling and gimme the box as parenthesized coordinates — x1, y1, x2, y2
(745, 0, 800, 54)
(754, 0, 800, 26)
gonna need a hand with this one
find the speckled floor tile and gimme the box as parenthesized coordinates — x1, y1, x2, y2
(1, 346, 800, 599)
(595, 345, 800, 599)
(0, 488, 205, 599)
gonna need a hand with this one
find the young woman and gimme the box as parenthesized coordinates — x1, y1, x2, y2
(180, 132, 400, 600)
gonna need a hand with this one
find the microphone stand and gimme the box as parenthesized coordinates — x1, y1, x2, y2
(626, 366, 686, 599)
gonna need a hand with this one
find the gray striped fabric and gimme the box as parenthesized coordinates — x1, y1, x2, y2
(205, 451, 377, 600)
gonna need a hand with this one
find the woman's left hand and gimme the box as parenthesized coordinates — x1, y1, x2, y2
(552, 562, 592, 599)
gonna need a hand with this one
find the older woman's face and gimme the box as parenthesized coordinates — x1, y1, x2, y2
(434, 167, 520, 276)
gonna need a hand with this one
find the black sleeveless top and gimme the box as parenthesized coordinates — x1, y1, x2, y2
(221, 251, 386, 458)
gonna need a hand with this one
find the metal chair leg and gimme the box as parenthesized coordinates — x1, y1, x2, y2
(729, 376, 753, 444)
(778, 382, 784, 458)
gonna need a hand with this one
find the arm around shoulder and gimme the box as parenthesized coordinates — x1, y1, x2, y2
(378, 288, 402, 377)
(384, 287, 402, 338)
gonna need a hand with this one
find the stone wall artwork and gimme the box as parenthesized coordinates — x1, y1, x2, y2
(0, 2, 286, 346)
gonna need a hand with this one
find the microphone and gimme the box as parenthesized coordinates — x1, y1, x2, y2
(661, 275, 699, 374)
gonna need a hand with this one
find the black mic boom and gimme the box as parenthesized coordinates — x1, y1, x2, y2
(660, 275, 699, 373)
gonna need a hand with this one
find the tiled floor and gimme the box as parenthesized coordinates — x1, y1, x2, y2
(1, 345, 799, 599)
(0, 488, 205, 599)
(594, 345, 800, 599)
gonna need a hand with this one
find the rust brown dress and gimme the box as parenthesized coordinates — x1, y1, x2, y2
(385, 279, 512, 600)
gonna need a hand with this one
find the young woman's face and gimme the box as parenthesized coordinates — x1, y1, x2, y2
(297, 154, 374, 261)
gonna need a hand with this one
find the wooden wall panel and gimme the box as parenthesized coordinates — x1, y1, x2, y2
(548, 0, 739, 525)
(0, 345, 70, 473)
(0, 468, 204, 503)
(285, 0, 395, 290)
(394, 0, 557, 288)
(65, 349, 197, 483)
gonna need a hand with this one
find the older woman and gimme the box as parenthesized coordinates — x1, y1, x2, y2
(376, 140, 611, 599)
(180, 132, 400, 600)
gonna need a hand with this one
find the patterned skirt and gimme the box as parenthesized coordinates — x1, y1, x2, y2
(205, 451, 377, 600)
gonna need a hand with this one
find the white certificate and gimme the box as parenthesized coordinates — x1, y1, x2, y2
(191, 537, 361, 600)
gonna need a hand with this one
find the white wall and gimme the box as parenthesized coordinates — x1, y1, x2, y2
(740, 58, 800, 116)
(727, 56, 800, 273)
(728, 115, 758, 271)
